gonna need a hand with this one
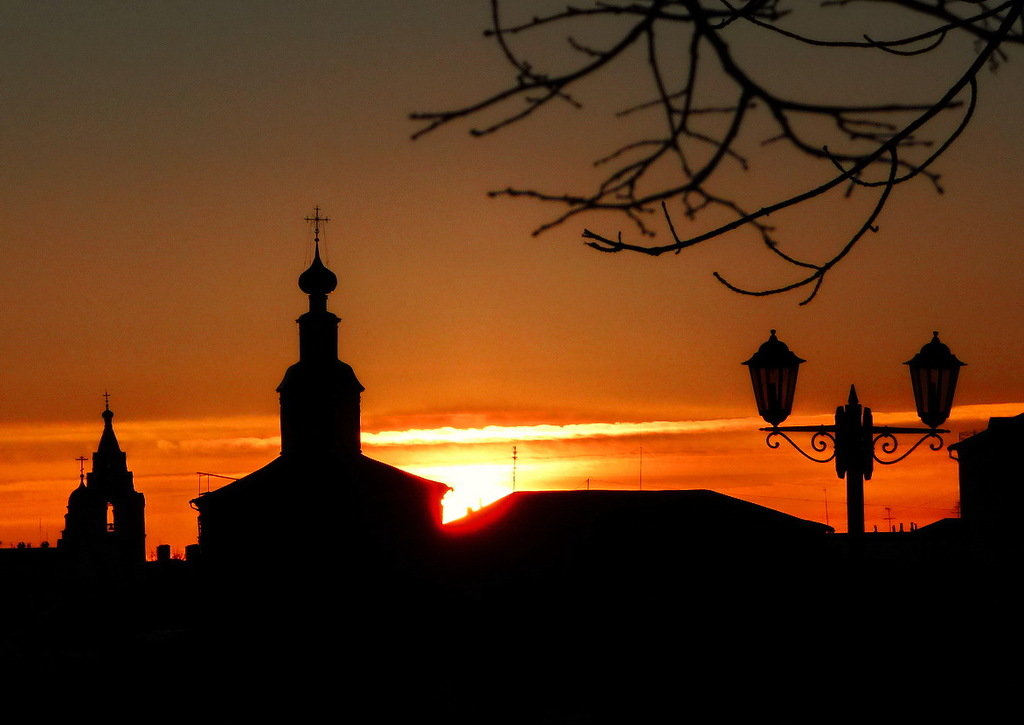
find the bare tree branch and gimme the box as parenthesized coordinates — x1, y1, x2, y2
(412, 1, 1023, 302)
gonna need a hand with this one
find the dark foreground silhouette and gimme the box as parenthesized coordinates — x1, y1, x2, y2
(3, 502, 1017, 720)
(3, 221, 1020, 719)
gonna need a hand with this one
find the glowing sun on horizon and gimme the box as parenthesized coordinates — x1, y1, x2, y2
(405, 463, 514, 522)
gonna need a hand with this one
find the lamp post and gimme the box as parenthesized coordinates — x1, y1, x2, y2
(743, 331, 965, 535)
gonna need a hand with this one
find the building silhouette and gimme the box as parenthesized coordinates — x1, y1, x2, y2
(190, 221, 449, 579)
(949, 412, 1024, 558)
(58, 400, 146, 572)
(7, 214, 1017, 718)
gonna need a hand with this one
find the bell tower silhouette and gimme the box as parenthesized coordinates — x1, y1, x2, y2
(59, 394, 146, 567)
(190, 209, 449, 571)
(276, 208, 364, 458)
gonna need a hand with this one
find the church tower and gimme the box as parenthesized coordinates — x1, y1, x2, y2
(60, 397, 146, 567)
(190, 209, 448, 571)
(277, 208, 364, 458)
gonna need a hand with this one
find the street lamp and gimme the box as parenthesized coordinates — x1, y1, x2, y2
(904, 331, 966, 429)
(743, 330, 965, 535)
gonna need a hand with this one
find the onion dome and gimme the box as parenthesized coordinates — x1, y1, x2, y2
(68, 480, 89, 501)
(298, 244, 338, 296)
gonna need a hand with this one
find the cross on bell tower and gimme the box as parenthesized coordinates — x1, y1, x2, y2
(304, 206, 331, 246)
(59, 396, 146, 569)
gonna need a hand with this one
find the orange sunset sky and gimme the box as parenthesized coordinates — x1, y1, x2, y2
(2, 2, 1022, 553)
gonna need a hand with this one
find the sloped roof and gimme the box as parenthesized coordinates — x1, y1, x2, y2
(191, 453, 449, 510)
(949, 412, 1024, 454)
(445, 489, 832, 539)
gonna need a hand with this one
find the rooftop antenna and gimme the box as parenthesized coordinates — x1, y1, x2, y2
(196, 471, 240, 496)
(512, 445, 518, 492)
(884, 506, 896, 532)
(638, 446, 643, 490)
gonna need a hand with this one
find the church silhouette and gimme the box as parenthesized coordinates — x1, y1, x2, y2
(174, 213, 1019, 718)
(190, 212, 448, 584)
(8, 210, 1019, 718)
(171, 213, 846, 716)
(58, 397, 145, 578)
(185, 211, 839, 595)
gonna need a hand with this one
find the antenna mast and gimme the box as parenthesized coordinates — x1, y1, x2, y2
(196, 471, 240, 496)
(512, 445, 518, 492)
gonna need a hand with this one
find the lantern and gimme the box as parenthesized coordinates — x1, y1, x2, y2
(904, 331, 965, 429)
(743, 330, 805, 427)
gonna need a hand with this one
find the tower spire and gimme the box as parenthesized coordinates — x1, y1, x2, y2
(97, 389, 120, 456)
(278, 208, 364, 457)
(298, 207, 338, 304)
(60, 397, 145, 565)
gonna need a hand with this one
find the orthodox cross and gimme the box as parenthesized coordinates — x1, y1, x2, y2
(304, 206, 330, 245)
(103, 390, 111, 410)
(76, 456, 87, 483)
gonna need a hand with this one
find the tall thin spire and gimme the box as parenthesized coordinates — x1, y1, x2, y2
(98, 396, 121, 453)
(94, 393, 127, 477)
